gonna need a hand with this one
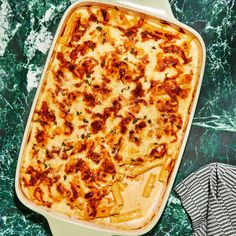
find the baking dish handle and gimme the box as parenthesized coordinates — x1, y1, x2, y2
(46, 215, 115, 236)
(116, 0, 176, 21)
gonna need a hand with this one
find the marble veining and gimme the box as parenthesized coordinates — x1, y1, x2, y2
(0, 0, 21, 56)
(0, 0, 235, 235)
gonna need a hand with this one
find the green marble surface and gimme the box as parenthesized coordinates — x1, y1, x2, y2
(0, 0, 235, 235)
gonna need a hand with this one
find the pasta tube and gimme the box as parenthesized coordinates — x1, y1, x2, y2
(142, 173, 157, 198)
(130, 158, 164, 177)
(110, 209, 142, 223)
(111, 182, 124, 206)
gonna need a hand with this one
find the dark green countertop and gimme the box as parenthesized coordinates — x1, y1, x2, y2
(0, 0, 235, 235)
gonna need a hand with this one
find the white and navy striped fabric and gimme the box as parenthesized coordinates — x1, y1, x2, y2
(175, 163, 236, 236)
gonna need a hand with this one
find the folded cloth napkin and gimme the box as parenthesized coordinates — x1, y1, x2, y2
(175, 163, 236, 236)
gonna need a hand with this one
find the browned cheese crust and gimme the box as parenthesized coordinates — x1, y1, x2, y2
(19, 4, 202, 227)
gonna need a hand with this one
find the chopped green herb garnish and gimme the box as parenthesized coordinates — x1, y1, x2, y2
(152, 46, 156, 49)
(148, 119, 152, 124)
(83, 118, 89, 124)
(130, 48, 135, 54)
(62, 142, 65, 146)
(102, 38, 106, 44)
(143, 115, 147, 119)
(109, 129, 117, 135)
(133, 118, 138, 124)
(85, 79, 91, 86)
(76, 111, 82, 115)
(54, 120, 57, 125)
(87, 133, 91, 138)
(96, 26, 102, 31)
(63, 175, 67, 181)
(81, 134, 85, 139)
(124, 57, 128, 61)
(44, 164, 48, 168)
(121, 86, 130, 93)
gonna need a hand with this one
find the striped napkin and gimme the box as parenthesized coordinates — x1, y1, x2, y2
(175, 163, 236, 236)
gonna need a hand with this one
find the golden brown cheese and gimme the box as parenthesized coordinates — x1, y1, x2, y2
(19, 4, 202, 229)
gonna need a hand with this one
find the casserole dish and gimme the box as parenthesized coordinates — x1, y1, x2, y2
(15, 0, 206, 235)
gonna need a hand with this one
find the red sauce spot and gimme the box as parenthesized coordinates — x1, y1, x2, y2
(71, 41, 96, 59)
(65, 158, 86, 174)
(25, 166, 50, 187)
(136, 157, 144, 163)
(56, 183, 66, 194)
(123, 18, 144, 38)
(57, 52, 67, 65)
(89, 14, 98, 22)
(101, 159, 116, 174)
(135, 121, 147, 131)
(82, 168, 97, 183)
(35, 130, 46, 143)
(64, 121, 74, 135)
(91, 120, 104, 134)
(92, 83, 111, 95)
(38, 101, 56, 124)
(157, 98, 178, 113)
(33, 187, 44, 202)
(101, 9, 109, 23)
(87, 151, 101, 164)
(141, 31, 161, 41)
(179, 27, 185, 34)
(119, 113, 134, 134)
(156, 56, 179, 72)
(55, 69, 64, 83)
(160, 20, 171, 25)
(132, 82, 144, 97)
(150, 144, 167, 158)
(67, 92, 77, 101)
(163, 45, 189, 64)
(111, 99, 122, 115)
(84, 191, 94, 199)
(82, 58, 98, 76)
(163, 78, 188, 99)
(163, 56, 178, 67)
(83, 93, 97, 107)
(46, 148, 60, 160)
(69, 183, 79, 202)
(71, 18, 87, 42)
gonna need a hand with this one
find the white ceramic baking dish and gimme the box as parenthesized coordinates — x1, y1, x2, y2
(15, 0, 206, 235)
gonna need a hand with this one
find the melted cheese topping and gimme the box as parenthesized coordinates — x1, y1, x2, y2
(19, 4, 202, 231)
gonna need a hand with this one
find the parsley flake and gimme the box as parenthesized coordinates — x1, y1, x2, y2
(96, 26, 102, 31)
(83, 118, 89, 124)
(85, 79, 91, 86)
